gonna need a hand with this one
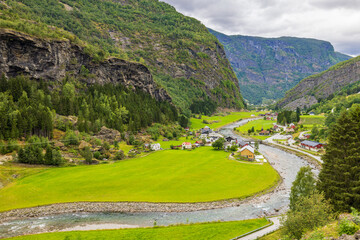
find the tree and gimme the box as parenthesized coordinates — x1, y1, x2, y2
(212, 138, 224, 150)
(289, 166, 316, 211)
(281, 192, 333, 240)
(44, 146, 53, 165)
(80, 147, 93, 164)
(254, 141, 259, 151)
(317, 105, 360, 212)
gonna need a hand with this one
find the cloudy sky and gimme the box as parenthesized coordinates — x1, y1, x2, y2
(161, 0, 360, 56)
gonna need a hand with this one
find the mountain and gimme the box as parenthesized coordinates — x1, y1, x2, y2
(209, 29, 351, 105)
(277, 56, 360, 110)
(0, 0, 245, 111)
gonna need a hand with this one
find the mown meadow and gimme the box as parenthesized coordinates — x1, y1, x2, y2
(0, 147, 279, 212)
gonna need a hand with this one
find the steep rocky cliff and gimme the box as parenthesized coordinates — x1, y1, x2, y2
(277, 56, 360, 110)
(0, 0, 245, 110)
(210, 29, 351, 104)
(0, 29, 171, 102)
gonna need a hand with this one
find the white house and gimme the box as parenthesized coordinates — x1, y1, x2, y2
(208, 132, 224, 140)
(151, 143, 161, 151)
(182, 142, 192, 149)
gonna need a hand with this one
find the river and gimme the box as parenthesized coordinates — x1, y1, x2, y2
(0, 119, 318, 238)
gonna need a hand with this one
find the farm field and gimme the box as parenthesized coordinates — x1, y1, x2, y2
(155, 137, 196, 149)
(299, 115, 325, 128)
(190, 111, 266, 130)
(0, 147, 279, 212)
(236, 120, 276, 134)
(5, 218, 270, 240)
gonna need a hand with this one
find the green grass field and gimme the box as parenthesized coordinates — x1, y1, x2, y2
(155, 137, 196, 149)
(236, 120, 276, 134)
(299, 115, 325, 128)
(0, 148, 279, 212)
(5, 219, 269, 240)
(190, 111, 265, 130)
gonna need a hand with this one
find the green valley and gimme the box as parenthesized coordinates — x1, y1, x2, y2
(0, 147, 279, 212)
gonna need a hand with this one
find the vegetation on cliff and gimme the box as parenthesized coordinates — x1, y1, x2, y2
(278, 55, 360, 110)
(0, 0, 245, 111)
(209, 29, 350, 105)
(0, 75, 177, 141)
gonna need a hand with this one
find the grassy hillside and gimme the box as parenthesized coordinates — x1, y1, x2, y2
(0, 147, 279, 211)
(0, 0, 245, 110)
(190, 111, 266, 130)
(5, 219, 270, 240)
(209, 29, 351, 105)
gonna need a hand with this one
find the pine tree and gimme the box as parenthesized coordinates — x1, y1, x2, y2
(318, 105, 360, 211)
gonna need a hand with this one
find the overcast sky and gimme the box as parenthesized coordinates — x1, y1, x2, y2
(161, 0, 360, 56)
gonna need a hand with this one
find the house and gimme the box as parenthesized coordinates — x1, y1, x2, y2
(238, 140, 248, 148)
(286, 128, 295, 133)
(199, 134, 208, 139)
(259, 130, 270, 136)
(224, 142, 232, 150)
(225, 136, 236, 142)
(303, 133, 311, 139)
(184, 127, 190, 131)
(208, 132, 224, 140)
(300, 140, 324, 151)
(273, 125, 281, 132)
(182, 142, 192, 149)
(266, 116, 272, 120)
(309, 112, 315, 116)
(201, 126, 212, 134)
(239, 146, 255, 160)
(289, 123, 296, 129)
(151, 143, 161, 151)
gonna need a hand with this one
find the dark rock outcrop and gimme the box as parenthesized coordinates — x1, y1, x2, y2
(278, 56, 360, 110)
(0, 29, 171, 102)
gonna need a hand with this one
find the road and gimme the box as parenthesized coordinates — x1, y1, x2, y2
(238, 217, 281, 240)
(265, 133, 323, 164)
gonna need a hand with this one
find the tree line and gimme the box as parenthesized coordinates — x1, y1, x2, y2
(0, 75, 178, 140)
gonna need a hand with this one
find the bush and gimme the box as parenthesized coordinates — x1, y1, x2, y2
(93, 151, 101, 160)
(114, 150, 125, 160)
(338, 219, 359, 236)
(63, 130, 79, 146)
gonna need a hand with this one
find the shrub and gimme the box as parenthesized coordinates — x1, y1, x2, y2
(93, 151, 101, 160)
(338, 219, 359, 236)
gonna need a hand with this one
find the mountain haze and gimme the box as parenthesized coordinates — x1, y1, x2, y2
(209, 29, 351, 105)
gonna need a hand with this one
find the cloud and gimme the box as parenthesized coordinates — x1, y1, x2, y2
(161, 0, 360, 56)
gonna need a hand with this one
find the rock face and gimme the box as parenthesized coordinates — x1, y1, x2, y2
(210, 29, 351, 104)
(0, 29, 171, 102)
(278, 56, 360, 110)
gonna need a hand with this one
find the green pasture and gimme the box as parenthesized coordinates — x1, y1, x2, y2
(0, 148, 278, 212)
(5, 218, 269, 240)
(236, 120, 276, 134)
(190, 111, 265, 130)
(299, 115, 325, 128)
(155, 137, 196, 149)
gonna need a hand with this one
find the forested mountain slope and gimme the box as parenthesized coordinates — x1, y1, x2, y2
(0, 0, 245, 111)
(278, 56, 360, 110)
(209, 29, 351, 105)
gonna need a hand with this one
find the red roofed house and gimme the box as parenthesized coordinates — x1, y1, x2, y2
(182, 142, 192, 149)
